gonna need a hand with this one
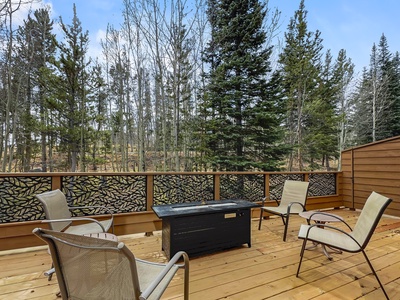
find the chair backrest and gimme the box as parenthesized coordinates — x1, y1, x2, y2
(280, 180, 310, 207)
(33, 228, 141, 300)
(352, 191, 392, 249)
(36, 190, 72, 231)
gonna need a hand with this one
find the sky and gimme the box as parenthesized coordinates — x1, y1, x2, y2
(14, 0, 400, 75)
(269, 0, 400, 74)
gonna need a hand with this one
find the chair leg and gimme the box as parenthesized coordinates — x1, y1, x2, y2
(183, 253, 190, 300)
(296, 239, 307, 277)
(280, 215, 286, 225)
(258, 208, 264, 230)
(361, 250, 389, 300)
(282, 214, 289, 241)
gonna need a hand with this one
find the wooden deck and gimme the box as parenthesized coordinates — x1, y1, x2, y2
(2, 208, 400, 300)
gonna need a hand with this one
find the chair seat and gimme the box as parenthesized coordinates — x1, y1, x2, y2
(136, 260, 180, 300)
(65, 219, 113, 235)
(298, 224, 360, 252)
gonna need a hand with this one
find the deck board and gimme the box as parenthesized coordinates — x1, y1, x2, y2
(1, 208, 400, 300)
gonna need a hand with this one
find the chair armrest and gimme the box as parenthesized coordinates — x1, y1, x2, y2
(308, 212, 353, 231)
(305, 223, 362, 249)
(69, 205, 114, 217)
(138, 251, 189, 300)
(41, 217, 107, 232)
(287, 201, 306, 213)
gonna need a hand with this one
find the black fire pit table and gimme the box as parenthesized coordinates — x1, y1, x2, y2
(152, 199, 259, 259)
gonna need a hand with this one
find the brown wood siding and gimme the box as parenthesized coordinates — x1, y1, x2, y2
(341, 150, 353, 208)
(341, 136, 400, 216)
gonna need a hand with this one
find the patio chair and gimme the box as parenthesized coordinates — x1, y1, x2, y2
(36, 189, 114, 234)
(36, 189, 114, 280)
(296, 191, 392, 300)
(33, 228, 190, 300)
(258, 180, 309, 241)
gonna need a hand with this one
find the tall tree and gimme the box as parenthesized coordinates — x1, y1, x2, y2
(351, 67, 373, 145)
(352, 34, 399, 144)
(388, 51, 400, 137)
(87, 60, 108, 171)
(201, 0, 283, 171)
(102, 26, 131, 172)
(18, 8, 56, 171)
(302, 50, 339, 170)
(332, 49, 354, 169)
(166, 2, 195, 171)
(278, 0, 324, 171)
(1, 0, 23, 171)
(53, 4, 91, 171)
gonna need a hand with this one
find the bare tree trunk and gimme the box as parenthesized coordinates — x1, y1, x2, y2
(2, 1, 17, 171)
(372, 79, 377, 142)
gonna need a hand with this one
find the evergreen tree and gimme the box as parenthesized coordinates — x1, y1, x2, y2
(87, 60, 108, 171)
(278, 0, 324, 171)
(53, 4, 91, 171)
(374, 34, 393, 141)
(201, 0, 285, 171)
(302, 50, 339, 170)
(352, 34, 399, 144)
(388, 51, 400, 136)
(352, 67, 373, 145)
(28, 8, 56, 172)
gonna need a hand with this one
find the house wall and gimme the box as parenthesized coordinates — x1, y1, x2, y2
(341, 136, 400, 217)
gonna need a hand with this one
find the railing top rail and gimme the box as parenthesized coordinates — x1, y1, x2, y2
(0, 171, 342, 177)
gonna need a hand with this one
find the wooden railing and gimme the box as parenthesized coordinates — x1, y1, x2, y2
(0, 171, 342, 250)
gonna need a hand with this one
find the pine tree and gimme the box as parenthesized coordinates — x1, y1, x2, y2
(278, 0, 324, 171)
(302, 51, 339, 170)
(53, 4, 91, 171)
(352, 34, 399, 144)
(388, 52, 400, 136)
(28, 8, 56, 172)
(87, 60, 108, 171)
(352, 67, 373, 145)
(374, 34, 392, 141)
(201, 0, 284, 171)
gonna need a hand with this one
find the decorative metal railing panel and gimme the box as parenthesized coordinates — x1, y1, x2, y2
(0, 176, 51, 223)
(308, 173, 336, 196)
(61, 175, 147, 215)
(153, 174, 214, 205)
(0, 172, 338, 223)
(220, 174, 264, 202)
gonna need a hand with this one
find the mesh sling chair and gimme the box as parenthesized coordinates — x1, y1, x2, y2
(297, 191, 392, 300)
(258, 180, 309, 241)
(36, 189, 114, 235)
(36, 189, 114, 280)
(33, 228, 190, 300)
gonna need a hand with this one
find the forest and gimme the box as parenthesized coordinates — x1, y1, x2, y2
(1, 0, 400, 173)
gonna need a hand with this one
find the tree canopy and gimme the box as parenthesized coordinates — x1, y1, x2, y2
(1, 0, 399, 172)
